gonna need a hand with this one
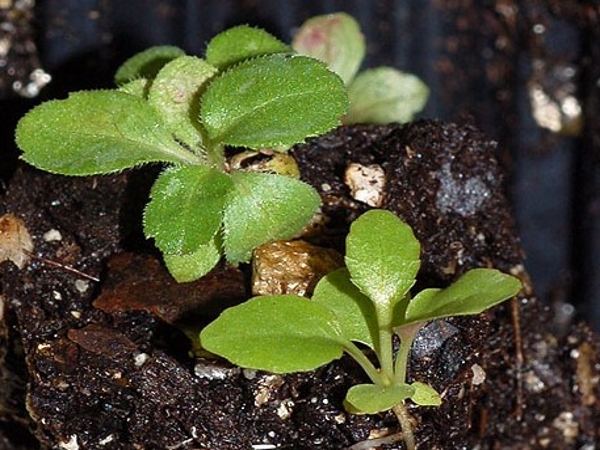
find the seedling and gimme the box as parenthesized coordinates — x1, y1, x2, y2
(15, 25, 348, 282)
(201, 209, 522, 450)
(293, 12, 429, 125)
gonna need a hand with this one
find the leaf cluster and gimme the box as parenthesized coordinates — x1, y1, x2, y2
(292, 12, 429, 124)
(201, 209, 522, 442)
(16, 25, 348, 281)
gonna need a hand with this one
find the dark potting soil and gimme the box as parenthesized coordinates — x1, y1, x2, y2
(1, 121, 599, 449)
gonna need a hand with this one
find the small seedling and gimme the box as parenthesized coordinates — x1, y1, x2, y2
(15, 25, 348, 282)
(293, 12, 429, 125)
(201, 209, 522, 450)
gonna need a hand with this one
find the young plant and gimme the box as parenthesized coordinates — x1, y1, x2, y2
(200, 209, 522, 450)
(15, 26, 348, 282)
(293, 12, 429, 125)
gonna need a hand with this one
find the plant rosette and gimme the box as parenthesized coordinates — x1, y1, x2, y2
(15, 25, 348, 283)
(201, 209, 522, 450)
(292, 12, 429, 125)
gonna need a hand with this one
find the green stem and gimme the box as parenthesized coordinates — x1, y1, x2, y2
(392, 402, 416, 450)
(393, 322, 423, 385)
(375, 306, 395, 383)
(205, 143, 226, 171)
(343, 341, 385, 387)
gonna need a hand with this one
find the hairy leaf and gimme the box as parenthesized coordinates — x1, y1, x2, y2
(163, 238, 222, 283)
(200, 295, 346, 373)
(410, 382, 442, 406)
(344, 383, 414, 414)
(114, 45, 185, 85)
(345, 210, 420, 309)
(118, 78, 150, 98)
(201, 54, 348, 149)
(292, 12, 365, 85)
(346, 67, 429, 125)
(405, 268, 521, 324)
(148, 56, 217, 150)
(206, 25, 290, 69)
(144, 165, 233, 255)
(312, 268, 376, 348)
(223, 170, 321, 263)
(16, 91, 201, 175)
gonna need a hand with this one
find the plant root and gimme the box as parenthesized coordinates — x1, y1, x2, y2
(346, 431, 404, 450)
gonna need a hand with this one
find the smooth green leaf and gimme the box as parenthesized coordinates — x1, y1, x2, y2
(115, 45, 185, 85)
(223, 170, 321, 263)
(148, 56, 217, 149)
(344, 383, 414, 414)
(163, 238, 222, 283)
(292, 12, 365, 85)
(201, 54, 348, 149)
(346, 67, 429, 125)
(312, 268, 376, 348)
(144, 165, 233, 255)
(200, 295, 346, 373)
(345, 210, 420, 309)
(16, 91, 201, 175)
(206, 25, 290, 69)
(405, 269, 522, 324)
(410, 382, 442, 406)
(392, 289, 438, 328)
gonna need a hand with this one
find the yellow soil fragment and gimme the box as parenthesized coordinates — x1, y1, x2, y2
(0, 214, 34, 269)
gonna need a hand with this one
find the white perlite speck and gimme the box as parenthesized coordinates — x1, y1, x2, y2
(59, 435, 79, 450)
(43, 229, 63, 242)
(344, 163, 386, 207)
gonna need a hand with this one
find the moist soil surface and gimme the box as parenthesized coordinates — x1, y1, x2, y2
(1, 121, 600, 449)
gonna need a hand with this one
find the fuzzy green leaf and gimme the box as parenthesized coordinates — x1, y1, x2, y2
(163, 238, 222, 283)
(200, 295, 346, 373)
(118, 78, 150, 98)
(346, 67, 429, 125)
(405, 269, 521, 324)
(410, 382, 442, 406)
(148, 55, 218, 150)
(144, 166, 233, 255)
(114, 45, 185, 85)
(206, 25, 290, 69)
(201, 54, 348, 149)
(344, 383, 414, 414)
(223, 170, 321, 263)
(345, 210, 420, 309)
(292, 12, 365, 85)
(312, 268, 376, 348)
(16, 91, 201, 175)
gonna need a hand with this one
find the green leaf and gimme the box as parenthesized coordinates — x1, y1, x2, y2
(223, 170, 321, 263)
(144, 165, 233, 255)
(148, 56, 218, 149)
(345, 210, 420, 309)
(206, 25, 290, 69)
(346, 67, 429, 125)
(405, 269, 522, 324)
(200, 54, 348, 149)
(344, 383, 414, 414)
(200, 295, 346, 373)
(410, 382, 442, 407)
(114, 45, 185, 85)
(163, 238, 222, 283)
(16, 91, 201, 175)
(312, 268, 376, 348)
(292, 12, 365, 85)
(118, 78, 150, 98)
